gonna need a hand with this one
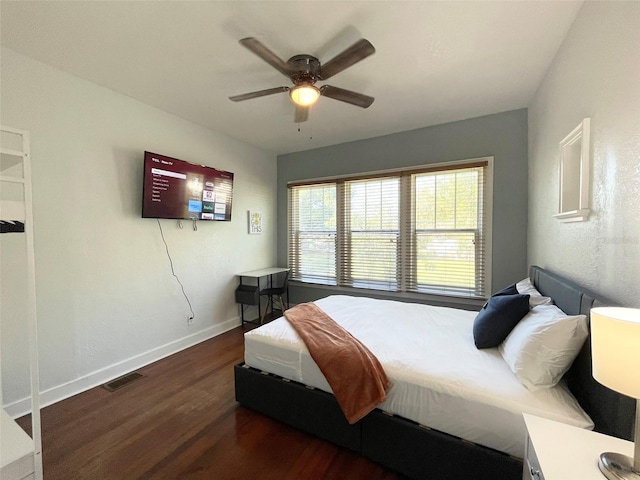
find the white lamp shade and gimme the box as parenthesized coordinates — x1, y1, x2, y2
(591, 307, 640, 399)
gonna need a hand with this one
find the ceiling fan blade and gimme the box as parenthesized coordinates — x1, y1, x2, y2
(319, 39, 375, 80)
(239, 37, 295, 77)
(294, 106, 309, 123)
(229, 86, 289, 102)
(320, 85, 374, 108)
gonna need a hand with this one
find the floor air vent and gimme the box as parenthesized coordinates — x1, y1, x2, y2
(102, 372, 144, 392)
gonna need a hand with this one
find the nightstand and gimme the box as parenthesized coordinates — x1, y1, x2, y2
(523, 414, 634, 480)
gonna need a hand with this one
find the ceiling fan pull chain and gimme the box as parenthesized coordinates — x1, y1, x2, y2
(295, 123, 313, 139)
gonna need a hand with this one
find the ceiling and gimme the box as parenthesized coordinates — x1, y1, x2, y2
(0, 1, 582, 155)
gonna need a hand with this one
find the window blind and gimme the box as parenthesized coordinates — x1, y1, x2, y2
(288, 160, 488, 297)
(407, 165, 486, 296)
(339, 176, 400, 290)
(288, 183, 337, 284)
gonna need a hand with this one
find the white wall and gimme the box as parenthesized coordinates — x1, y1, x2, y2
(528, 1, 640, 306)
(0, 48, 277, 413)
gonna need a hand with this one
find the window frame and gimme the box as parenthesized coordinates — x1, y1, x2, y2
(288, 157, 493, 299)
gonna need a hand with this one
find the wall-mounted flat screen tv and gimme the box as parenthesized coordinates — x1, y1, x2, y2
(142, 151, 234, 221)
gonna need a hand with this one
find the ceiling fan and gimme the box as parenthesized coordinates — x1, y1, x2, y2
(229, 37, 375, 123)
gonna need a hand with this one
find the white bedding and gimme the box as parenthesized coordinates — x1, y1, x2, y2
(244, 295, 593, 458)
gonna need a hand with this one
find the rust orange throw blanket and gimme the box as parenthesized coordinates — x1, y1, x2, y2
(283, 302, 392, 424)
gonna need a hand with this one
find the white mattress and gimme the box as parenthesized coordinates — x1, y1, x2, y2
(244, 295, 593, 458)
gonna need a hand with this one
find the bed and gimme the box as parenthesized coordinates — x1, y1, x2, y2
(234, 266, 635, 480)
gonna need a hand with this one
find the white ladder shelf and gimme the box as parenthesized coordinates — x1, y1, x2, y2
(0, 125, 43, 480)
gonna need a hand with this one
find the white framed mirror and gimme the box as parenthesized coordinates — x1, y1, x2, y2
(554, 118, 591, 222)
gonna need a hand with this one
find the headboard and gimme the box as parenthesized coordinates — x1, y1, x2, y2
(529, 265, 635, 440)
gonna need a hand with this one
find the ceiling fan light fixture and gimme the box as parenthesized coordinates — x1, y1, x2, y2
(290, 85, 320, 106)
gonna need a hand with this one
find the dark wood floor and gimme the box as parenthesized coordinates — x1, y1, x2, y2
(24, 325, 399, 479)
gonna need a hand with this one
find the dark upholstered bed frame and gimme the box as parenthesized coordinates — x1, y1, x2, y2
(234, 266, 635, 480)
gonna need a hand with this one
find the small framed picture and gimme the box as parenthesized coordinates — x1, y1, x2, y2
(248, 210, 262, 234)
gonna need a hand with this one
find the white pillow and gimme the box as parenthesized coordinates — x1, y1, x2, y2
(516, 277, 554, 306)
(499, 304, 588, 390)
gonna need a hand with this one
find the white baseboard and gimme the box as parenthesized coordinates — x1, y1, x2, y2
(3, 316, 241, 418)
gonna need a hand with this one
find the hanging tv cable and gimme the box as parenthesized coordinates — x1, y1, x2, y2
(157, 219, 195, 320)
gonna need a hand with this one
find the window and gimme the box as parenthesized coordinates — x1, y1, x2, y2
(410, 167, 486, 296)
(288, 159, 489, 297)
(288, 183, 337, 284)
(342, 177, 400, 290)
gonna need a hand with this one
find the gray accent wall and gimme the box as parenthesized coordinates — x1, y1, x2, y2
(277, 109, 529, 308)
(528, 2, 640, 307)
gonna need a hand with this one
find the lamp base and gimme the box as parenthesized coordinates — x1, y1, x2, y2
(598, 453, 640, 480)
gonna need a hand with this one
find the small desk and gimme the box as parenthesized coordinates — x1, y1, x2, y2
(239, 267, 290, 279)
(236, 267, 290, 325)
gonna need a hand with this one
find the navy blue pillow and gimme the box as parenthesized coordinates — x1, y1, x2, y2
(492, 283, 518, 297)
(473, 294, 530, 349)
(480, 283, 519, 310)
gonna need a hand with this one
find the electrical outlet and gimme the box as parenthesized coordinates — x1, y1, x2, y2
(187, 315, 194, 326)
